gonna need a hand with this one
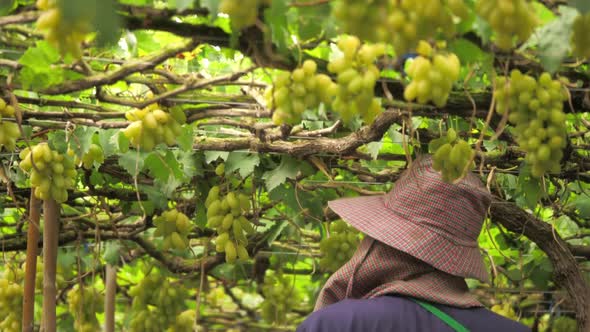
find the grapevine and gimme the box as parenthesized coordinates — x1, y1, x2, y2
(571, 12, 590, 59)
(35, 0, 93, 58)
(327, 36, 384, 125)
(331, 0, 466, 53)
(260, 272, 299, 325)
(129, 269, 189, 332)
(205, 180, 255, 263)
(67, 284, 104, 332)
(265, 59, 337, 125)
(403, 41, 461, 107)
(122, 104, 186, 152)
(494, 70, 568, 177)
(475, 0, 538, 50)
(0, 98, 20, 152)
(319, 220, 360, 273)
(153, 208, 193, 251)
(0, 268, 23, 332)
(19, 142, 77, 203)
(430, 128, 474, 183)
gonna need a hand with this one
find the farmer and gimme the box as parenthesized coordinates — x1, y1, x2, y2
(297, 155, 530, 332)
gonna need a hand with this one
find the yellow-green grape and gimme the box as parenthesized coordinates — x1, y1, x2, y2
(80, 143, 104, 169)
(205, 186, 255, 263)
(332, 0, 462, 53)
(404, 44, 461, 107)
(19, 143, 77, 203)
(215, 163, 225, 176)
(571, 12, 590, 59)
(490, 302, 518, 320)
(260, 272, 300, 324)
(35, 0, 93, 58)
(430, 128, 474, 183)
(129, 270, 189, 332)
(0, 270, 23, 332)
(0, 98, 20, 152)
(319, 220, 361, 272)
(219, 0, 270, 30)
(166, 310, 196, 332)
(67, 285, 104, 332)
(122, 105, 185, 152)
(475, 0, 538, 50)
(153, 209, 192, 251)
(328, 36, 385, 125)
(266, 59, 337, 125)
(494, 70, 568, 177)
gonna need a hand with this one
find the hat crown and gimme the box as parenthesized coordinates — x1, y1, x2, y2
(384, 156, 491, 246)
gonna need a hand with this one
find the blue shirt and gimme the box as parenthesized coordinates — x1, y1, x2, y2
(297, 296, 531, 332)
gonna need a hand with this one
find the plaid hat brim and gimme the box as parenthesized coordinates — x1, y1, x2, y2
(328, 195, 489, 283)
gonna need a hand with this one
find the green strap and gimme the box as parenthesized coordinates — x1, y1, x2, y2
(410, 298, 470, 332)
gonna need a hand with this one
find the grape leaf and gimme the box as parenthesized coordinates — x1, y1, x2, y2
(263, 156, 308, 192)
(225, 152, 260, 177)
(118, 151, 147, 176)
(103, 242, 121, 265)
(177, 125, 194, 152)
(98, 129, 120, 158)
(525, 6, 578, 73)
(205, 150, 229, 163)
(144, 150, 183, 182)
(264, 0, 290, 54)
(569, 0, 590, 14)
(68, 126, 97, 157)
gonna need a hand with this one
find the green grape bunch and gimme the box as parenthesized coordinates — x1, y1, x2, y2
(205, 183, 255, 263)
(319, 220, 361, 273)
(166, 310, 196, 332)
(153, 208, 193, 251)
(260, 272, 300, 324)
(129, 270, 189, 332)
(0, 98, 20, 152)
(122, 104, 186, 151)
(219, 0, 271, 30)
(404, 41, 461, 107)
(332, 0, 468, 54)
(36, 0, 93, 58)
(67, 285, 104, 332)
(328, 36, 385, 125)
(0, 269, 24, 332)
(571, 12, 590, 59)
(429, 128, 474, 183)
(475, 0, 538, 50)
(19, 143, 77, 203)
(494, 70, 568, 177)
(265, 59, 337, 125)
(79, 143, 105, 169)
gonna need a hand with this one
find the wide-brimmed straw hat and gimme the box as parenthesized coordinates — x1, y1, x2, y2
(328, 155, 492, 283)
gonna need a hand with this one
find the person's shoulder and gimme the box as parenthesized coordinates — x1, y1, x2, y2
(296, 296, 416, 332)
(442, 304, 532, 332)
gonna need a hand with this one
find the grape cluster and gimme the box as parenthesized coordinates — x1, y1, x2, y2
(319, 220, 360, 273)
(491, 302, 518, 320)
(80, 143, 104, 169)
(430, 128, 474, 183)
(475, 0, 538, 50)
(0, 98, 19, 152)
(0, 269, 23, 332)
(153, 209, 193, 251)
(328, 36, 384, 125)
(67, 285, 104, 332)
(571, 12, 590, 59)
(129, 270, 188, 332)
(122, 104, 185, 151)
(19, 143, 77, 203)
(404, 42, 461, 107)
(260, 272, 299, 324)
(494, 70, 568, 177)
(219, 0, 270, 30)
(332, 0, 465, 53)
(265, 60, 336, 125)
(36, 0, 92, 58)
(205, 185, 254, 263)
